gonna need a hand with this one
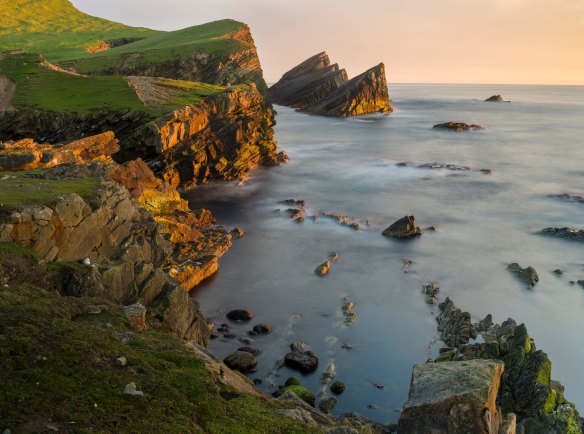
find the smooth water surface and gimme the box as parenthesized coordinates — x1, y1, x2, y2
(186, 84, 584, 424)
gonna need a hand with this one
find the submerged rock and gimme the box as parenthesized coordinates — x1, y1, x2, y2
(315, 261, 331, 276)
(382, 216, 423, 239)
(284, 350, 319, 374)
(252, 323, 272, 334)
(485, 94, 508, 102)
(433, 122, 485, 132)
(269, 52, 392, 117)
(507, 263, 539, 288)
(398, 360, 507, 434)
(223, 351, 257, 373)
(540, 227, 584, 242)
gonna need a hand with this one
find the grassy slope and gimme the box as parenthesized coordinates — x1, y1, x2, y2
(0, 52, 229, 114)
(0, 170, 100, 212)
(0, 282, 317, 433)
(0, 0, 159, 62)
(65, 20, 245, 74)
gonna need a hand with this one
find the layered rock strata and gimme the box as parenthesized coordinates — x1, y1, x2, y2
(269, 52, 392, 117)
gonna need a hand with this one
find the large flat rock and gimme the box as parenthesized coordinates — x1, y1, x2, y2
(399, 360, 505, 434)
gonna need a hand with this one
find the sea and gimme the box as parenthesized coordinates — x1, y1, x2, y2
(185, 84, 584, 424)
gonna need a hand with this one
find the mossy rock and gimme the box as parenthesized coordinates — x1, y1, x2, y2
(318, 397, 337, 414)
(273, 385, 316, 407)
(284, 376, 301, 387)
(330, 381, 345, 395)
(435, 351, 455, 363)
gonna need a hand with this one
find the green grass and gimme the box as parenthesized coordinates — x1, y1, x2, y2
(155, 77, 239, 108)
(0, 284, 319, 433)
(0, 0, 159, 62)
(0, 170, 100, 211)
(0, 52, 150, 113)
(61, 20, 246, 75)
(0, 242, 38, 258)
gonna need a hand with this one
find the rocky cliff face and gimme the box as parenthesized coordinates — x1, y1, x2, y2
(307, 63, 392, 117)
(269, 52, 349, 110)
(127, 84, 280, 188)
(269, 52, 392, 117)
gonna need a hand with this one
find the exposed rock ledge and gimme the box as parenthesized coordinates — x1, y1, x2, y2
(269, 52, 392, 117)
(402, 297, 583, 433)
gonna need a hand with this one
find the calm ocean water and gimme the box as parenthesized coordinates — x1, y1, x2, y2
(185, 84, 584, 424)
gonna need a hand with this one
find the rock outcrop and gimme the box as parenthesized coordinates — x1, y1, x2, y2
(485, 95, 510, 103)
(382, 215, 423, 239)
(430, 298, 583, 434)
(398, 360, 508, 434)
(507, 263, 539, 288)
(433, 122, 485, 132)
(134, 84, 278, 188)
(0, 132, 119, 171)
(540, 227, 584, 242)
(269, 52, 392, 117)
(307, 63, 392, 117)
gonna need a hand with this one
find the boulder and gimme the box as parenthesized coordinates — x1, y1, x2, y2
(273, 385, 316, 407)
(433, 122, 485, 132)
(319, 397, 338, 414)
(398, 360, 506, 434)
(252, 323, 272, 334)
(507, 263, 539, 288)
(284, 350, 319, 373)
(237, 346, 261, 357)
(437, 298, 477, 347)
(226, 309, 254, 322)
(223, 351, 257, 373)
(331, 381, 345, 395)
(122, 303, 147, 331)
(382, 215, 423, 239)
(315, 261, 331, 276)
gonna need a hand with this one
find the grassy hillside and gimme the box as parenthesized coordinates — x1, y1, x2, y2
(0, 0, 159, 62)
(0, 282, 317, 433)
(0, 0, 248, 68)
(0, 52, 230, 114)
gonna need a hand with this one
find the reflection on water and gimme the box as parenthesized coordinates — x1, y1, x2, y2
(185, 84, 584, 424)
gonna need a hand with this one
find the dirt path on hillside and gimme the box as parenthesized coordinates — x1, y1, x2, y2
(0, 75, 15, 111)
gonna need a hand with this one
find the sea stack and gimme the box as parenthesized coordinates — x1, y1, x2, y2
(269, 53, 392, 117)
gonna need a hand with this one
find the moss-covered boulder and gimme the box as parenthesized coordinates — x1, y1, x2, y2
(273, 385, 316, 407)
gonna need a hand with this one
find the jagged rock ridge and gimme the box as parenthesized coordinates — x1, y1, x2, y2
(269, 52, 392, 117)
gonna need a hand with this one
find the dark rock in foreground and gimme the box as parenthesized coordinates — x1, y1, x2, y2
(382, 215, 423, 239)
(284, 350, 319, 373)
(507, 263, 539, 288)
(269, 52, 392, 117)
(433, 122, 485, 132)
(398, 360, 508, 434)
(540, 227, 584, 242)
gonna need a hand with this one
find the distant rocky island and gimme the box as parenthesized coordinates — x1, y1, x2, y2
(269, 52, 392, 117)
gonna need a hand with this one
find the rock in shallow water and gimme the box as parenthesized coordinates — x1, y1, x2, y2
(226, 309, 254, 322)
(284, 350, 319, 373)
(433, 122, 485, 132)
(330, 381, 345, 395)
(319, 397, 337, 414)
(252, 323, 272, 334)
(507, 263, 539, 288)
(382, 215, 423, 239)
(540, 227, 584, 242)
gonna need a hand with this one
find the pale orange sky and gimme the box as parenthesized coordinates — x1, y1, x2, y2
(73, 0, 584, 85)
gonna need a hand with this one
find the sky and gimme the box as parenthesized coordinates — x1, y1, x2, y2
(73, 0, 584, 85)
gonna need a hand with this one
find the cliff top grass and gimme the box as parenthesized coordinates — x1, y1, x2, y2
(0, 0, 247, 67)
(0, 52, 232, 115)
(0, 283, 318, 433)
(0, 169, 100, 211)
